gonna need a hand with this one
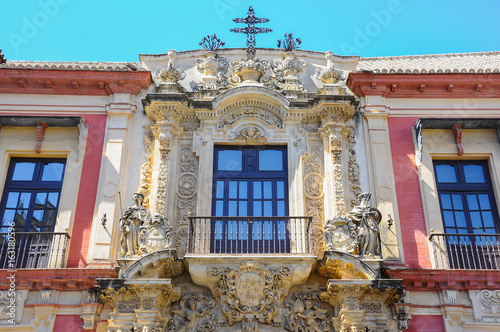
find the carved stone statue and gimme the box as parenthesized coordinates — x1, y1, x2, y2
(167, 293, 216, 332)
(324, 192, 382, 256)
(284, 292, 331, 332)
(119, 193, 151, 256)
(348, 192, 381, 256)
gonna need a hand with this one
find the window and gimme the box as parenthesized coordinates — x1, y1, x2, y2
(0, 158, 66, 268)
(212, 146, 288, 253)
(434, 160, 500, 268)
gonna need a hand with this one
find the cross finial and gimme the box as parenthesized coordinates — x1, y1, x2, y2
(230, 6, 272, 59)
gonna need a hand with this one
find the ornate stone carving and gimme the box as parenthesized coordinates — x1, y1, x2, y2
(139, 213, 173, 254)
(81, 303, 102, 330)
(139, 126, 154, 209)
(304, 174, 323, 198)
(284, 292, 332, 332)
(0, 290, 27, 324)
(220, 107, 282, 129)
(210, 263, 291, 326)
(229, 58, 271, 85)
(195, 51, 229, 90)
(346, 126, 362, 207)
(271, 52, 306, 91)
(304, 147, 326, 257)
(316, 51, 346, 94)
(324, 192, 382, 257)
(167, 292, 217, 332)
(120, 193, 152, 257)
(331, 132, 347, 216)
(235, 126, 266, 143)
(324, 216, 358, 254)
(174, 146, 198, 257)
(154, 50, 185, 92)
(155, 130, 171, 215)
(471, 289, 500, 323)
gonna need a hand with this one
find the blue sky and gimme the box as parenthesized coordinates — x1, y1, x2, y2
(1, 0, 499, 62)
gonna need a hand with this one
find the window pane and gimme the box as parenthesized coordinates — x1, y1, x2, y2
(253, 182, 262, 199)
(229, 181, 237, 199)
(41, 162, 64, 181)
(435, 164, 457, 183)
(451, 194, 463, 210)
(2, 210, 15, 226)
(253, 201, 262, 216)
(463, 164, 485, 183)
(18, 193, 31, 209)
(478, 194, 491, 210)
(263, 181, 272, 199)
(215, 201, 224, 216)
(440, 194, 452, 210)
(12, 162, 36, 181)
(264, 201, 272, 216)
(228, 201, 237, 216)
(31, 210, 44, 229)
(443, 211, 455, 227)
(47, 193, 59, 209)
(454, 211, 466, 228)
(239, 201, 247, 216)
(259, 150, 283, 171)
(277, 201, 285, 216)
(466, 195, 479, 211)
(44, 210, 57, 228)
(239, 181, 247, 199)
(15, 210, 27, 228)
(482, 211, 495, 228)
(6, 192, 19, 208)
(277, 181, 284, 199)
(216, 181, 224, 199)
(470, 211, 483, 228)
(35, 193, 47, 209)
(218, 150, 242, 171)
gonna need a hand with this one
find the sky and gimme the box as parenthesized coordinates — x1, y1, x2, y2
(0, 0, 499, 62)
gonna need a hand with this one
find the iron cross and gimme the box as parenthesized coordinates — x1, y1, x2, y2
(230, 6, 272, 59)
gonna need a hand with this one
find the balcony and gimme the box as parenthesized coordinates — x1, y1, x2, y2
(188, 216, 313, 254)
(430, 233, 500, 270)
(0, 232, 70, 269)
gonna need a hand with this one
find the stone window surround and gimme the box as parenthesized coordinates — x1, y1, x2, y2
(0, 116, 85, 237)
(415, 118, 500, 267)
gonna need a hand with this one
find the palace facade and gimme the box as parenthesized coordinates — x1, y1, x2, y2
(0, 15, 500, 332)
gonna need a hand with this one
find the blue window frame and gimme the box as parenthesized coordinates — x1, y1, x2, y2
(212, 146, 288, 253)
(434, 160, 500, 268)
(0, 158, 66, 268)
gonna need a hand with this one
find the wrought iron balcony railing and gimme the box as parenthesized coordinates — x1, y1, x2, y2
(429, 233, 500, 270)
(188, 216, 313, 254)
(0, 232, 70, 269)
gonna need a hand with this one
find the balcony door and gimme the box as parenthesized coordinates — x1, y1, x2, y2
(212, 146, 288, 253)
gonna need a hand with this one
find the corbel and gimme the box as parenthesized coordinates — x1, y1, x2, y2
(35, 122, 48, 153)
(476, 83, 482, 92)
(419, 84, 425, 92)
(447, 84, 454, 92)
(451, 124, 463, 156)
(390, 84, 397, 92)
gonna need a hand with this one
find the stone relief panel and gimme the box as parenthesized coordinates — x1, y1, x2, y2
(174, 146, 199, 257)
(331, 132, 346, 216)
(0, 290, 28, 325)
(209, 263, 292, 326)
(284, 292, 332, 332)
(216, 100, 284, 129)
(303, 147, 326, 256)
(471, 289, 500, 323)
(346, 126, 362, 208)
(155, 130, 172, 215)
(167, 292, 217, 332)
(139, 126, 154, 209)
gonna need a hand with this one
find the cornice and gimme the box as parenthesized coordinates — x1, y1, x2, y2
(348, 73, 500, 98)
(0, 68, 151, 96)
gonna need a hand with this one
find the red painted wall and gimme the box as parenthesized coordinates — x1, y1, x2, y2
(54, 315, 87, 331)
(406, 315, 444, 332)
(67, 114, 106, 267)
(388, 117, 431, 269)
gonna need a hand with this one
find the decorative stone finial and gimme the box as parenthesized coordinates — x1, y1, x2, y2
(316, 51, 346, 94)
(195, 35, 229, 90)
(153, 50, 186, 92)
